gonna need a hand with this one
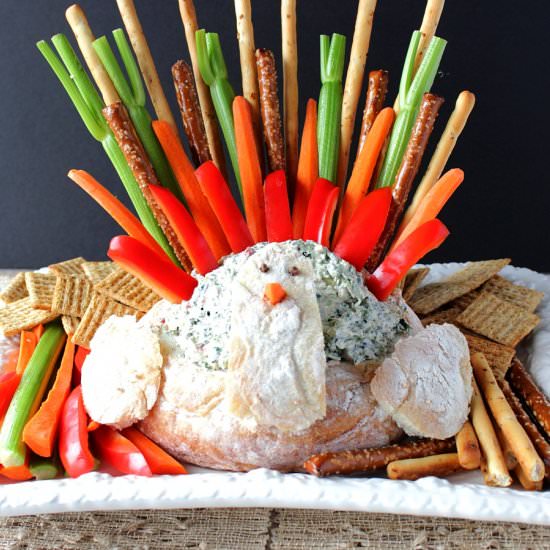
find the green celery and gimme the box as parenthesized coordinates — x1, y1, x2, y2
(376, 32, 447, 188)
(317, 34, 346, 183)
(0, 324, 66, 468)
(29, 453, 62, 480)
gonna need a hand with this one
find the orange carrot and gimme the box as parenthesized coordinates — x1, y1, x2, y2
(292, 99, 318, 238)
(0, 463, 33, 481)
(233, 96, 267, 243)
(68, 169, 168, 259)
(152, 121, 231, 260)
(15, 331, 38, 377)
(33, 325, 44, 341)
(2, 348, 19, 373)
(391, 168, 464, 250)
(22, 339, 76, 457)
(264, 282, 287, 305)
(333, 107, 395, 243)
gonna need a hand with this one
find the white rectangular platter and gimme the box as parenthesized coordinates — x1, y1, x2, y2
(1, 263, 549, 524)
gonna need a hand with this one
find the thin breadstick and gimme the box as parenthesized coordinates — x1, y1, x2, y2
(281, 0, 299, 190)
(495, 423, 518, 470)
(178, 0, 227, 176)
(387, 453, 462, 481)
(358, 70, 389, 154)
(65, 4, 120, 105)
(514, 464, 543, 491)
(470, 379, 511, 487)
(116, 0, 177, 130)
(472, 353, 544, 482)
(455, 421, 481, 470)
(399, 90, 475, 231)
(337, 0, 378, 188)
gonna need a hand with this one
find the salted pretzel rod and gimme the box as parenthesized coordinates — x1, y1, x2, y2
(281, 0, 299, 190)
(65, 4, 120, 105)
(304, 438, 454, 477)
(178, 0, 227, 176)
(116, 0, 177, 131)
(357, 70, 389, 154)
(336, 0, 378, 188)
(472, 353, 544, 483)
(399, 90, 475, 232)
(455, 421, 481, 470)
(103, 102, 192, 271)
(387, 453, 462, 481)
(256, 49, 285, 172)
(470, 379, 511, 487)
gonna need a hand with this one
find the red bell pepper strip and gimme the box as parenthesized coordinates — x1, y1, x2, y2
(264, 170, 293, 243)
(149, 184, 218, 275)
(108, 235, 198, 304)
(92, 426, 152, 477)
(302, 178, 339, 247)
(195, 161, 254, 253)
(59, 386, 96, 478)
(74, 346, 90, 374)
(0, 372, 20, 420)
(122, 427, 187, 475)
(367, 219, 449, 301)
(332, 188, 392, 271)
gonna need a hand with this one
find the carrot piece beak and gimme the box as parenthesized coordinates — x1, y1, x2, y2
(264, 283, 287, 305)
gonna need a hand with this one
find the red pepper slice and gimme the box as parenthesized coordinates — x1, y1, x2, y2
(264, 170, 293, 243)
(122, 427, 187, 475)
(74, 346, 90, 374)
(367, 219, 449, 301)
(108, 235, 198, 303)
(92, 426, 152, 477)
(302, 178, 339, 247)
(149, 184, 218, 275)
(332, 188, 392, 270)
(0, 372, 20, 419)
(195, 161, 254, 253)
(59, 386, 96, 478)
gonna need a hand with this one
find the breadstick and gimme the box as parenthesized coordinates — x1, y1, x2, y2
(172, 60, 211, 166)
(455, 421, 481, 470)
(357, 70, 389, 154)
(304, 438, 454, 477)
(472, 353, 544, 482)
(495, 423, 518, 470)
(508, 358, 550, 437)
(387, 453, 462, 481)
(178, 0, 227, 176)
(514, 464, 543, 491)
(65, 4, 120, 105)
(281, 0, 299, 189)
(399, 90, 475, 232)
(337, 0, 378, 187)
(102, 102, 192, 271)
(470, 379, 511, 487)
(256, 49, 285, 172)
(116, 0, 177, 131)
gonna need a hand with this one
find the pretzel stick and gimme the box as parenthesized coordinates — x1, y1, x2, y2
(455, 421, 481, 470)
(387, 453, 462, 481)
(103, 102, 192, 271)
(178, 0, 227, 176)
(472, 353, 544, 482)
(514, 464, 543, 491)
(172, 60, 211, 166)
(337, 0, 378, 187)
(281, 0, 299, 189)
(65, 4, 120, 105)
(357, 70, 389, 154)
(256, 49, 285, 172)
(304, 438, 454, 477)
(508, 358, 550, 437)
(470, 379, 511, 487)
(399, 90, 475, 232)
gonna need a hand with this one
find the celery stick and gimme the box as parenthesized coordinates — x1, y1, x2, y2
(0, 324, 66, 468)
(29, 453, 62, 481)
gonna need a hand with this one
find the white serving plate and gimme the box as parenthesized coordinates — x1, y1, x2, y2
(1, 263, 549, 523)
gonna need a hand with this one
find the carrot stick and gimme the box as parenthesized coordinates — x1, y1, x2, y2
(334, 107, 394, 243)
(15, 331, 38, 377)
(152, 121, 230, 260)
(22, 340, 75, 458)
(292, 99, 318, 239)
(233, 96, 267, 243)
(33, 325, 44, 341)
(391, 168, 464, 250)
(0, 463, 33, 481)
(68, 169, 168, 259)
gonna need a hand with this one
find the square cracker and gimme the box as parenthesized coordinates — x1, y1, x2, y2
(48, 257, 86, 277)
(0, 272, 28, 304)
(402, 267, 430, 302)
(51, 276, 95, 318)
(420, 306, 462, 327)
(456, 291, 540, 347)
(409, 259, 511, 315)
(482, 275, 544, 312)
(462, 332, 515, 375)
(25, 272, 57, 310)
(0, 297, 59, 336)
(61, 315, 80, 336)
(81, 261, 117, 285)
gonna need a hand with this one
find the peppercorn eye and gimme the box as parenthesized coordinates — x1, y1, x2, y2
(289, 266, 300, 276)
(259, 263, 270, 273)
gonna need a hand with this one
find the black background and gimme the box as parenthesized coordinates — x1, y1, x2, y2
(1, 1, 548, 270)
